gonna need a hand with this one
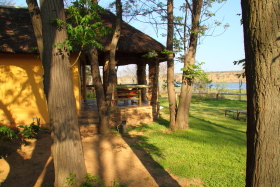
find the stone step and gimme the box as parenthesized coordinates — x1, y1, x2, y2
(78, 118, 99, 124)
(79, 111, 99, 118)
(79, 124, 99, 137)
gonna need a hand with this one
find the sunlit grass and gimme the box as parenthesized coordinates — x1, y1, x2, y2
(128, 95, 246, 187)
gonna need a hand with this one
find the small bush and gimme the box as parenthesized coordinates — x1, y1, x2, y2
(0, 125, 17, 141)
(18, 118, 40, 139)
(87, 92, 96, 99)
(18, 118, 41, 145)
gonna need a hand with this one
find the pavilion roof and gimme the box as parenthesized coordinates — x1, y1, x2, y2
(0, 6, 166, 62)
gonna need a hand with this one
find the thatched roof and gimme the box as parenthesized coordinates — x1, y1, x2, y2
(0, 6, 166, 62)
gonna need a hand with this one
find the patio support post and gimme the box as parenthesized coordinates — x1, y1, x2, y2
(148, 58, 159, 121)
(137, 59, 147, 101)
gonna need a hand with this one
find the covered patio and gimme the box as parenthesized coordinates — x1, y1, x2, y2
(79, 10, 166, 126)
(0, 6, 166, 128)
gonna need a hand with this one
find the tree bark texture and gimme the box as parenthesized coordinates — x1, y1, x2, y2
(106, 0, 122, 106)
(88, 0, 115, 135)
(40, 1, 87, 186)
(26, 0, 43, 57)
(87, 48, 110, 135)
(148, 59, 159, 121)
(103, 57, 109, 95)
(137, 61, 147, 101)
(241, 0, 280, 186)
(166, 0, 177, 130)
(175, 0, 203, 130)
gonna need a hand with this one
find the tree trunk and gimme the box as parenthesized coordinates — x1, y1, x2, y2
(87, 48, 110, 135)
(89, 0, 110, 135)
(166, 0, 177, 130)
(241, 0, 280, 186)
(106, 0, 122, 106)
(148, 59, 159, 120)
(137, 61, 147, 101)
(26, 0, 43, 57)
(103, 57, 109, 95)
(40, 1, 87, 186)
(175, 0, 203, 130)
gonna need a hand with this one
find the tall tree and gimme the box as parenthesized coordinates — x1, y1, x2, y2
(175, 0, 203, 130)
(241, 0, 280, 186)
(31, 0, 87, 186)
(106, 0, 122, 108)
(26, 0, 43, 57)
(91, 0, 122, 134)
(88, 0, 111, 135)
(121, 0, 227, 130)
(166, 0, 177, 130)
(88, 47, 110, 134)
(55, 0, 121, 135)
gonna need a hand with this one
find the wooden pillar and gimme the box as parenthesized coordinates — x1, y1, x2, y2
(137, 59, 147, 101)
(148, 58, 159, 121)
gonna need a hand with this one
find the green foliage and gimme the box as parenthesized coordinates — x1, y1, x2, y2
(66, 0, 112, 50)
(66, 173, 126, 187)
(213, 82, 229, 93)
(86, 91, 96, 99)
(205, 10, 216, 17)
(50, 18, 64, 29)
(32, 46, 39, 51)
(181, 62, 206, 80)
(161, 49, 173, 54)
(233, 59, 246, 78)
(141, 50, 158, 58)
(52, 0, 112, 52)
(193, 73, 212, 92)
(66, 173, 79, 186)
(18, 118, 40, 140)
(161, 80, 167, 91)
(0, 125, 17, 141)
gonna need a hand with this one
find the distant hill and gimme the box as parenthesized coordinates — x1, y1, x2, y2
(116, 70, 246, 84)
(206, 71, 246, 83)
(174, 70, 246, 83)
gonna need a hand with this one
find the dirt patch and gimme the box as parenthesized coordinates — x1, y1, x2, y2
(0, 130, 203, 187)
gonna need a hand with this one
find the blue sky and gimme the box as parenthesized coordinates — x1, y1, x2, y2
(14, 0, 244, 73)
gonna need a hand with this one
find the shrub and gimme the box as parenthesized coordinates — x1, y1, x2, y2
(18, 118, 41, 145)
(0, 125, 17, 141)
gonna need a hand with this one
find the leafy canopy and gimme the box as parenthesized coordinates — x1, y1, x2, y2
(53, 0, 112, 51)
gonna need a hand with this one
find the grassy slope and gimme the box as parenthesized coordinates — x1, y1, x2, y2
(128, 96, 246, 187)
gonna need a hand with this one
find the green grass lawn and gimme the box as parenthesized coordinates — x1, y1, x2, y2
(127, 95, 247, 187)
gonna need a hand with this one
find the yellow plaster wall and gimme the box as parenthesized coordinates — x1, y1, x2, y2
(0, 53, 81, 126)
(70, 53, 82, 111)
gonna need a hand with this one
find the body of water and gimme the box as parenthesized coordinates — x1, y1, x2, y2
(212, 82, 246, 90)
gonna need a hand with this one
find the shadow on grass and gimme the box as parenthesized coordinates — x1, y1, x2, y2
(191, 97, 247, 109)
(191, 114, 245, 134)
(187, 115, 246, 147)
(122, 132, 181, 187)
(157, 116, 170, 128)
